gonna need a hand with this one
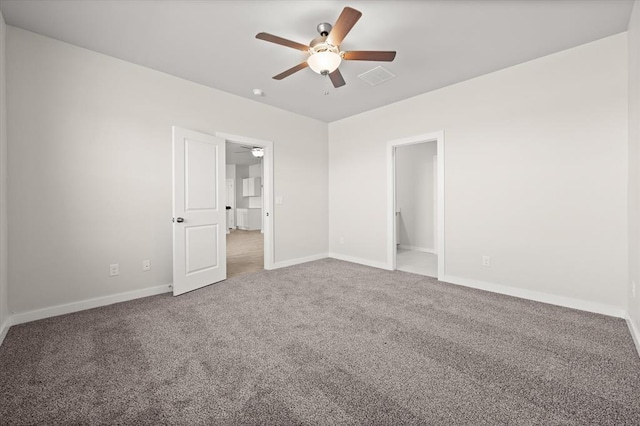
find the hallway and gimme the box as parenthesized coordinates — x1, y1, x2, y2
(227, 229, 264, 278)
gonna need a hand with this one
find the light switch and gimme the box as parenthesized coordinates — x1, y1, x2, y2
(276, 196, 284, 205)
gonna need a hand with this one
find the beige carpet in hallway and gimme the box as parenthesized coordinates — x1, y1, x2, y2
(227, 229, 263, 278)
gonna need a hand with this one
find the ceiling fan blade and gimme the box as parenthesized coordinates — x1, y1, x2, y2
(327, 7, 362, 46)
(256, 32, 309, 51)
(342, 51, 397, 61)
(329, 69, 346, 88)
(273, 62, 309, 80)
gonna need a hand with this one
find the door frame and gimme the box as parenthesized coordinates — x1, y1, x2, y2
(216, 132, 274, 270)
(225, 178, 235, 233)
(386, 131, 445, 278)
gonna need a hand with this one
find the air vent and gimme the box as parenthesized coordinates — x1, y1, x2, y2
(357, 66, 396, 86)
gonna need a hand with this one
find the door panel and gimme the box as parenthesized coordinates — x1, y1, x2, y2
(185, 140, 218, 210)
(173, 127, 226, 296)
(185, 224, 219, 274)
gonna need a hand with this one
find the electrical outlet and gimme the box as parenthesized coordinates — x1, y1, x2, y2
(143, 260, 151, 271)
(339, 237, 345, 244)
(482, 256, 491, 267)
(109, 264, 119, 276)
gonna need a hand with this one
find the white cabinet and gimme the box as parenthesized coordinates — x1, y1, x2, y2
(242, 177, 261, 197)
(236, 208, 262, 230)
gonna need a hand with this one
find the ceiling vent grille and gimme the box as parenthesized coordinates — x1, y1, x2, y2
(357, 66, 396, 86)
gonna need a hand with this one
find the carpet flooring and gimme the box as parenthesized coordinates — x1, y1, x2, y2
(1, 259, 639, 424)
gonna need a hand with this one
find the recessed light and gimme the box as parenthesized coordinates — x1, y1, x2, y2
(252, 89, 264, 96)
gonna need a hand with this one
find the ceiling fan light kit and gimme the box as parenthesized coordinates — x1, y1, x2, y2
(307, 50, 341, 74)
(256, 6, 396, 88)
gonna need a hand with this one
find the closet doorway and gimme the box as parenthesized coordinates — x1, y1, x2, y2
(387, 131, 444, 278)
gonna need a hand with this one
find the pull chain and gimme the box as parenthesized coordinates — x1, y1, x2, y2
(323, 72, 331, 96)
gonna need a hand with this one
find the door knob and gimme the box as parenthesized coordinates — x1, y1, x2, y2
(175, 217, 184, 223)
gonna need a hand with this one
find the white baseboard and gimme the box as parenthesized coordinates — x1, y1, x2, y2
(270, 253, 328, 269)
(627, 315, 640, 357)
(397, 245, 437, 254)
(328, 253, 393, 271)
(11, 284, 172, 326)
(0, 316, 11, 347)
(442, 274, 625, 318)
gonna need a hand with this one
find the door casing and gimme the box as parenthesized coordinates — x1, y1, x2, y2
(226, 178, 235, 233)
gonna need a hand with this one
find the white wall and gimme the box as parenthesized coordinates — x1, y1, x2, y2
(235, 165, 250, 209)
(7, 27, 328, 314)
(248, 163, 262, 209)
(225, 164, 236, 180)
(0, 11, 8, 341)
(329, 33, 628, 312)
(396, 142, 437, 251)
(628, 0, 640, 344)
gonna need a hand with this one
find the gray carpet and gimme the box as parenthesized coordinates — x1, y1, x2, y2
(1, 259, 639, 425)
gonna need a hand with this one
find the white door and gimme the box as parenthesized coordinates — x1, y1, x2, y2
(172, 126, 226, 296)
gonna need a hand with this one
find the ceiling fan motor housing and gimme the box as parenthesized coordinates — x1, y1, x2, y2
(310, 36, 339, 53)
(317, 22, 332, 37)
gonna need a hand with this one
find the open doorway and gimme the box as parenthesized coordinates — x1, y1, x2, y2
(395, 142, 437, 276)
(387, 131, 444, 278)
(218, 132, 274, 278)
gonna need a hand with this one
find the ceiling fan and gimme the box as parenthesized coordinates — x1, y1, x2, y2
(234, 146, 264, 158)
(256, 6, 396, 88)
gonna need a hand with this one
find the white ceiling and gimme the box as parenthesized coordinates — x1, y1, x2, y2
(0, 0, 634, 122)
